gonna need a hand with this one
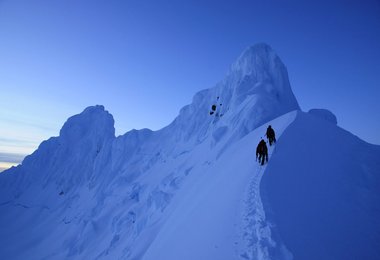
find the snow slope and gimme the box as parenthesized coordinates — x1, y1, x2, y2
(261, 111, 380, 260)
(1, 43, 379, 259)
(142, 111, 297, 260)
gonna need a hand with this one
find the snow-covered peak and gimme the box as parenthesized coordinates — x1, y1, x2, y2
(0, 105, 116, 195)
(167, 43, 299, 143)
(227, 43, 297, 103)
(230, 43, 276, 77)
(59, 105, 115, 143)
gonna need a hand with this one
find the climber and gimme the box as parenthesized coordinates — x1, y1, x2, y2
(256, 139, 268, 165)
(210, 96, 224, 116)
(210, 104, 217, 115)
(266, 125, 276, 146)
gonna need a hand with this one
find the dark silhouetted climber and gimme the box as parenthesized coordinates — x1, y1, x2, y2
(209, 96, 223, 116)
(266, 125, 276, 146)
(210, 104, 217, 115)
(256, 139, 268, 165)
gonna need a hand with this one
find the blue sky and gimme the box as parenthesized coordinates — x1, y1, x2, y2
(1, 0, 380, 170)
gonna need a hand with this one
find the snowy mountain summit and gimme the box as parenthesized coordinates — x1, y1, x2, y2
(1, 43, 379, 260)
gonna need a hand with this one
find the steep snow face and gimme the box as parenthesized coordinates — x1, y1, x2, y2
(59, 105, 115, 145)
(0, 105, 115, 202)
(230, 43, 295, 102)
(0, 105, 117, 260)
(166, 43, 299, 143)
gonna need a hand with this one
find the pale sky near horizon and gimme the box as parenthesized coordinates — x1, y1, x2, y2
(1, 0, 380, 171)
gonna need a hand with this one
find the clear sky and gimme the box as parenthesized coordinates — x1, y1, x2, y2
(1, 0, 380, 171)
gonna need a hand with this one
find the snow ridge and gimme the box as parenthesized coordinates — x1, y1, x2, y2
(242, 165, 276, 260)
(1, 43, 378, 260)
(239, 112, 296, 260)
(0, 43, 300, 260)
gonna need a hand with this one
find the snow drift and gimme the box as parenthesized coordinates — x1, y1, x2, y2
(1, 43, 379, 260)
(261, 111, 380, 260)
